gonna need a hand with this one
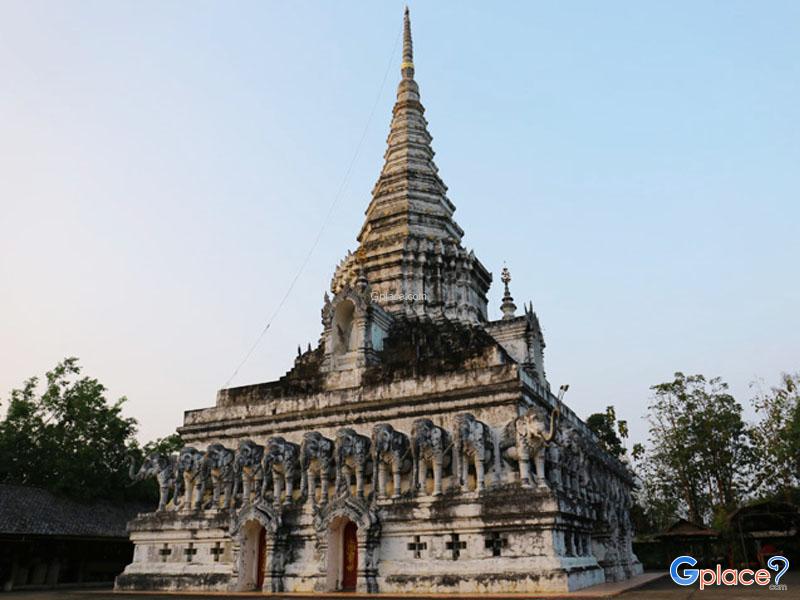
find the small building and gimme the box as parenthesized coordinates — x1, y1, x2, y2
(0, 484, 144, 591)
(728, 500, 800, 567)
(646, 519, 721, 568)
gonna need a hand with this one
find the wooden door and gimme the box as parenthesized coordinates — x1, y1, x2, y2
(256, 526, 267, 590)
(342, 520, 358, 591)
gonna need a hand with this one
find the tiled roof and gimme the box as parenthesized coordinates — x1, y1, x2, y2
(0, 483, 146, 538)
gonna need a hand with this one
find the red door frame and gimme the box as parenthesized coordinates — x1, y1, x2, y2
(342, 520, 358, 591)
(256, 526, 267, 590)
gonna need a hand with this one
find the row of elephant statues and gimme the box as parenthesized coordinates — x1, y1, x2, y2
(129, 405, 614, 513)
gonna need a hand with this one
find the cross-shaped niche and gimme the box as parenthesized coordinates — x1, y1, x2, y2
(445, 533, 467, 561)
(183, 542, 198, 562)
(158, 543, 171, 563)
(210, 541, 224, 562)
(406, 535, 427, 559)
(484, 531, 509, 557)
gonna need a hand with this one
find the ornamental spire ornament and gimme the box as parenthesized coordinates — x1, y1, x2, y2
(401, 6, 414, 79)
(500, 265, 517, 320)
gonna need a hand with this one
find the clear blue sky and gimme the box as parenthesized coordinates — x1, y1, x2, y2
(1, 1, 798, 448)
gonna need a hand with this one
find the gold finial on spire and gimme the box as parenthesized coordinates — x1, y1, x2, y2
(401, 6, 414, 77)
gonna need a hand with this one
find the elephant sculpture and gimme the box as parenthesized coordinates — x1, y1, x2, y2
(501, 403, 560, 488)
(233, 439, 265, 505)
(453, 413, 494, 492)
(300, 431, 335, 505)
(334, 428, 371, 498)
(547, 436, 563, 490)
(263, 436, 300, 505)
(177, 446, 208, 510)
(204, 443, 236, 509)
(128, 452, 177, 511)
(371, 423, 412, 499)
(411, 418, 451, 496)
(562, 425, 588, 497)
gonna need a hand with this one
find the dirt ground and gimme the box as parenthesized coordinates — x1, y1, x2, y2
(3, 571, 799, 599)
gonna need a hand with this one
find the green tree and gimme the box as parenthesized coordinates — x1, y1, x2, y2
(585, 406, 662, 534)
(634, 372, 751, 527)
(586, 405, 629, 459)
(749, 373, 800, 498)
(0, 357, 178, 502)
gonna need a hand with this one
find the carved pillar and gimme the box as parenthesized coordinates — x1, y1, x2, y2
(356, 526, 380, 594)
(313, 534, 329, 593)
(355, 536, 369, 594)
(260, 537, 277, 592)
(262, 534, 288, 593)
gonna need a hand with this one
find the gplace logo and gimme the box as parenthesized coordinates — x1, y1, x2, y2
(670, 555, 790, 591)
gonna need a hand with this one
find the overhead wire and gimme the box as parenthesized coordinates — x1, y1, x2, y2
(222, 25, 403, 389)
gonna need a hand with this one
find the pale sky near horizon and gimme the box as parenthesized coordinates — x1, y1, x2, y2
(1, 1, 798, 449)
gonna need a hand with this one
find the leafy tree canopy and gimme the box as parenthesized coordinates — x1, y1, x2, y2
(749, 372, 800, 499)
(634, 372, 751, 529)
(586, 406, 629, 460)
(0, 357, 180, 502)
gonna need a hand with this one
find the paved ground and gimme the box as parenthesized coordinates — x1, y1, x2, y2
(622, 571, 799, 598)
(3, 572, 799, 599)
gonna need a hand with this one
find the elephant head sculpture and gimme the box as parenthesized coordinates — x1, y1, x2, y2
(371, 423, 412, 499)
(300, 431, 335, 505)
(410, 418, 452, 496)
(204, 443, 236, 510)
(453, 413, 494, 492)
(128, 452, 177, 512)
(233, 439, 265, 506)
(263, 436, 301, 505)
(334, 427, 371, 498)
(176, 446, 208, 510)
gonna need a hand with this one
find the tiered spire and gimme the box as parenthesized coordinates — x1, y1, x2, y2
(330, 8, 491, 324)
(357, 7, 464, 247)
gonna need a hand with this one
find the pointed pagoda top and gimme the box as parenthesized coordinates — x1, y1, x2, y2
(330, 7, 490, 323)
(356, 6, 464, 247)
(401, 6, 414, 79)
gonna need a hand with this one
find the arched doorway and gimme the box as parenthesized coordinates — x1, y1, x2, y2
(342, 521, 358, 591)
(332, 299, 355, 354)
(326, 516, 358, 591)
(239, 520, 267, 591)
(314, 496, 379, 593)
